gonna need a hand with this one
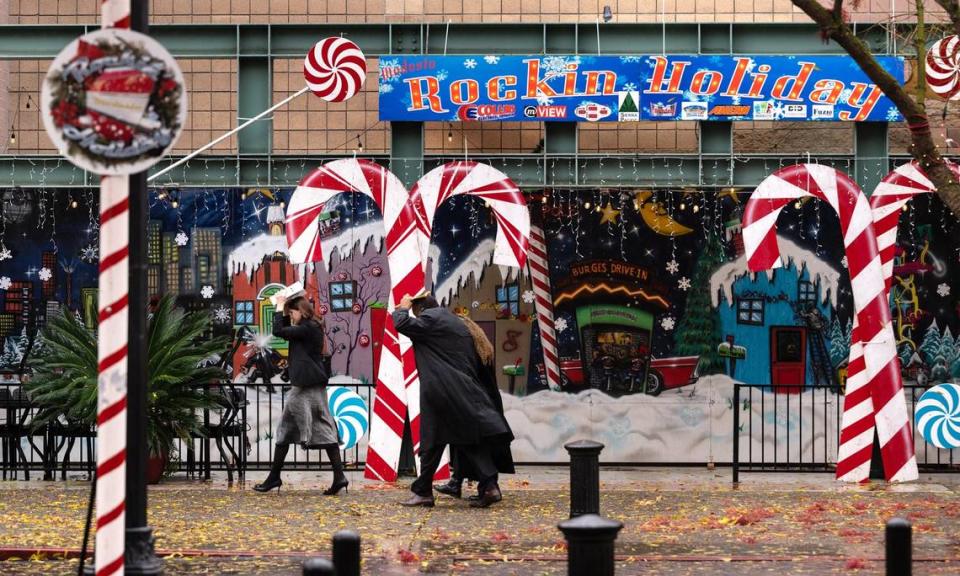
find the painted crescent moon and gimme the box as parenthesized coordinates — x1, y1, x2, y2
(635, 191, 694, 237)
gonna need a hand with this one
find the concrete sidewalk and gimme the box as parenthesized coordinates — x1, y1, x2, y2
(1, 466, 959, 575)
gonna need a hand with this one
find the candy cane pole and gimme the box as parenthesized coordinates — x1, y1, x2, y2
(742, 164, 917, 483)
(95, 2, 131, 575)
(284, 159, 427, 482)
(409, 161, 530, 470)
(528, 222, 562, 391)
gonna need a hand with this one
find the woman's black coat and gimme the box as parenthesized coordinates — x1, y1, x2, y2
(272, 312, 328, 387)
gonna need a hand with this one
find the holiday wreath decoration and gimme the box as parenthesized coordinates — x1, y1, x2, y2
(41, 28, 187, 175)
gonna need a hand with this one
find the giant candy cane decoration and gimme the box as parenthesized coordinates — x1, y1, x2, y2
(742, 164, 917, 483)
(409, 161, 530, 451)
(529, 223, 562, 391)
(96, 2, 130, 575)
(284, 159, 444, 482)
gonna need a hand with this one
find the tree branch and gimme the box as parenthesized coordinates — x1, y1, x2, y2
(933, 0, 960, 37)
(791, 0, 960, 217)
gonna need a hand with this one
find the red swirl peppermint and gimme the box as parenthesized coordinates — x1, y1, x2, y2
(926, 35, 960, 100)
(303, 37, 366, 102)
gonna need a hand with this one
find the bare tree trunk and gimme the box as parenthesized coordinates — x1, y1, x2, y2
(791, 0, 960, 216)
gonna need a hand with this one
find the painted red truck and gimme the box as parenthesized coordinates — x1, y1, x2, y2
(550, 355, 701, 395)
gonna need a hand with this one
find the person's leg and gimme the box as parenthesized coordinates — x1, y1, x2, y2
(409, 445, 445, 497)
(254, 443, 289, 492)
(323, 444, 348, 495)
(435, 447, 463, 498)
(458, 444, 502, 507)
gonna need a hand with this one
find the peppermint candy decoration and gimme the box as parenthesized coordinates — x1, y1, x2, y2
(328, 386, 369, 450)
(926, 35, 960, 100)
(303, 37, 366, 102)
(915, 383, 960, 449)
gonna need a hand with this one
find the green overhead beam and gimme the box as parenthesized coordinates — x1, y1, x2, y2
(0, 22, 899, 59)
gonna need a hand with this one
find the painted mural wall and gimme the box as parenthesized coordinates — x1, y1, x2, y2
(2, 184, 959, 463)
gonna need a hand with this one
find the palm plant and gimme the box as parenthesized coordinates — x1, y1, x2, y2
(26, 295, 228, 457)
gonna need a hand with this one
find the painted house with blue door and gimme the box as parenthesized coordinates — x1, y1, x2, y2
(709, 229, 840, 391)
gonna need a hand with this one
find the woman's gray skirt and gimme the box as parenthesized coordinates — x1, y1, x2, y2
(275, 386, 339, 447)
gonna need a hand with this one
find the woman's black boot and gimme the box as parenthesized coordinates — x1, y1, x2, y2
(254, 443, 288, 493)
(323, 445, 349, 496)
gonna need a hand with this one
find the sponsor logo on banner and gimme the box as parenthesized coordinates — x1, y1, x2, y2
(649, 101, 678, 117)
(753, 101, 776, 120)
(680, 102, 708, 120)
(523, 104, 568, 119)
(812, 104, 835, 119)
(782, 104, 807, 118)
(617, 91, 640, 121)
(574, 102, 612, 121)
(709, 105, 751, 117)
(457, 104, 516, 121)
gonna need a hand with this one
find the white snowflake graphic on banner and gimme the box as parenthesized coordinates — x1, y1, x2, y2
(660, 316, 676, 331)
(0, 248, 11, 261)
(378, 83, 394, 94)
(175, 231, 189, 246)
(38, 267, 52, 282)
(536, 94, 554, 106)
(619, 55, 643, 63)
(0, 277, 10, 291)
(886, 108, 903, 122)
(484, 55, 500, 65)
(678, 277, 691, 291)
(464, 58, 477, 69)
(522, 290, 535, 304)
(938, 283, 951, 297)
(201, 285, 215, 299)
(555, 317, 568, 333)
(213, 305, 231, 324)
(666, 260, 680, 275)
(80, 244, 98, 263)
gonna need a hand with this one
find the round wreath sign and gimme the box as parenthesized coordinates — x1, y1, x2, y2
(41, 28, 187, 176)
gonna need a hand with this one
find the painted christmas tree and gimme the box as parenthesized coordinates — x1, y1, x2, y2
(674, 232, 726, 375)
(0, 337, 19, 369)
(918, 319, 942, 366)
(828, 316, 848, 366)
(939, 326, 957, 367)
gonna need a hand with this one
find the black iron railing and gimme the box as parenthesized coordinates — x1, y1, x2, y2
(0, 378, 374, 481)
(732, 383, 960, 482)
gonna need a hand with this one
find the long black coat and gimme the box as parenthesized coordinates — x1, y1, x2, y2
(272, 312, 328, 388)
(453, 359, 516, 479)
(393, 307, 513, 453)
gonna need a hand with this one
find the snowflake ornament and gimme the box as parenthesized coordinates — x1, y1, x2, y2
(937, 283, 951, 297)
(665, 260, 680, 275)
(213, 305, 231, 324)
(80, 244, 98, 263)
(38, 267, 52, 282)
(464, 58, 477, 69)
(175, 231, 189, 247)
(678, 277, 691, 291)
(201, 285, 215, 299)
(660, 316, 676, 331)
(483, 55, 500, 65)
(0, 277, 10, 291)
(472, 300, 480, 309)
(841, 256, 848, 269)
(0, 248, 11, 261)
(522, 290, 535, 304)
(555, 317, 568, 333)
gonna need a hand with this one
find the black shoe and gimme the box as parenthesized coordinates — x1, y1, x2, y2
(469, 486, 502, 508)
(253, 477, 282, 493)
(434, 480, 462, 499)
(323, 479, 349, 496)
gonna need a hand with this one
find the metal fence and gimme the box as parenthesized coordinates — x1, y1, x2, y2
(732, 383, 960, 482)
(0, 377, 375, 481)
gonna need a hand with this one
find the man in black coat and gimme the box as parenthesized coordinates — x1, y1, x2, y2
(394, 293, 514, 508)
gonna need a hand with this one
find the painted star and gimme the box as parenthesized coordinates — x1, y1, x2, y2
(599, 203, 621, 225)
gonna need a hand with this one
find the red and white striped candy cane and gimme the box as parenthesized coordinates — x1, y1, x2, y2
(285, 159, 428, 482)
(528, 223, 562, 391)
(409, 161, 530, 454)
(96, 2, 130, 575)
(742, 164, 917, 483)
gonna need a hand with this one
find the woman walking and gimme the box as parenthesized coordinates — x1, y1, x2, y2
(253, 295, 348, 495)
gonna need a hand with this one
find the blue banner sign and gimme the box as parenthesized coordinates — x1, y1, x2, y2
(377, 55, 905, 122)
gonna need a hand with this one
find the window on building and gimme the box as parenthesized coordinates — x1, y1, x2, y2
(235, 301, 254, 324)
(496, 283, 520, 316)
(329, 281, 357, 312)
(736, 298, 764, 325)
(198, 255, 210, 284)
(798, 280, 817, 306)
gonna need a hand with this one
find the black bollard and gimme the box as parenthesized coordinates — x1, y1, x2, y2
(302, 557, 335, 576)
(333, 530, 362, 576)
(886, 517, 912, 576)
(564, 440, 604, 518)
(557, 513, 623, 576)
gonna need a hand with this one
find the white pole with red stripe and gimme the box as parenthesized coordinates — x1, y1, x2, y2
(528, 224, 562, 391)
(97, 3, 130, 575)
(742, 164, 917, 483)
